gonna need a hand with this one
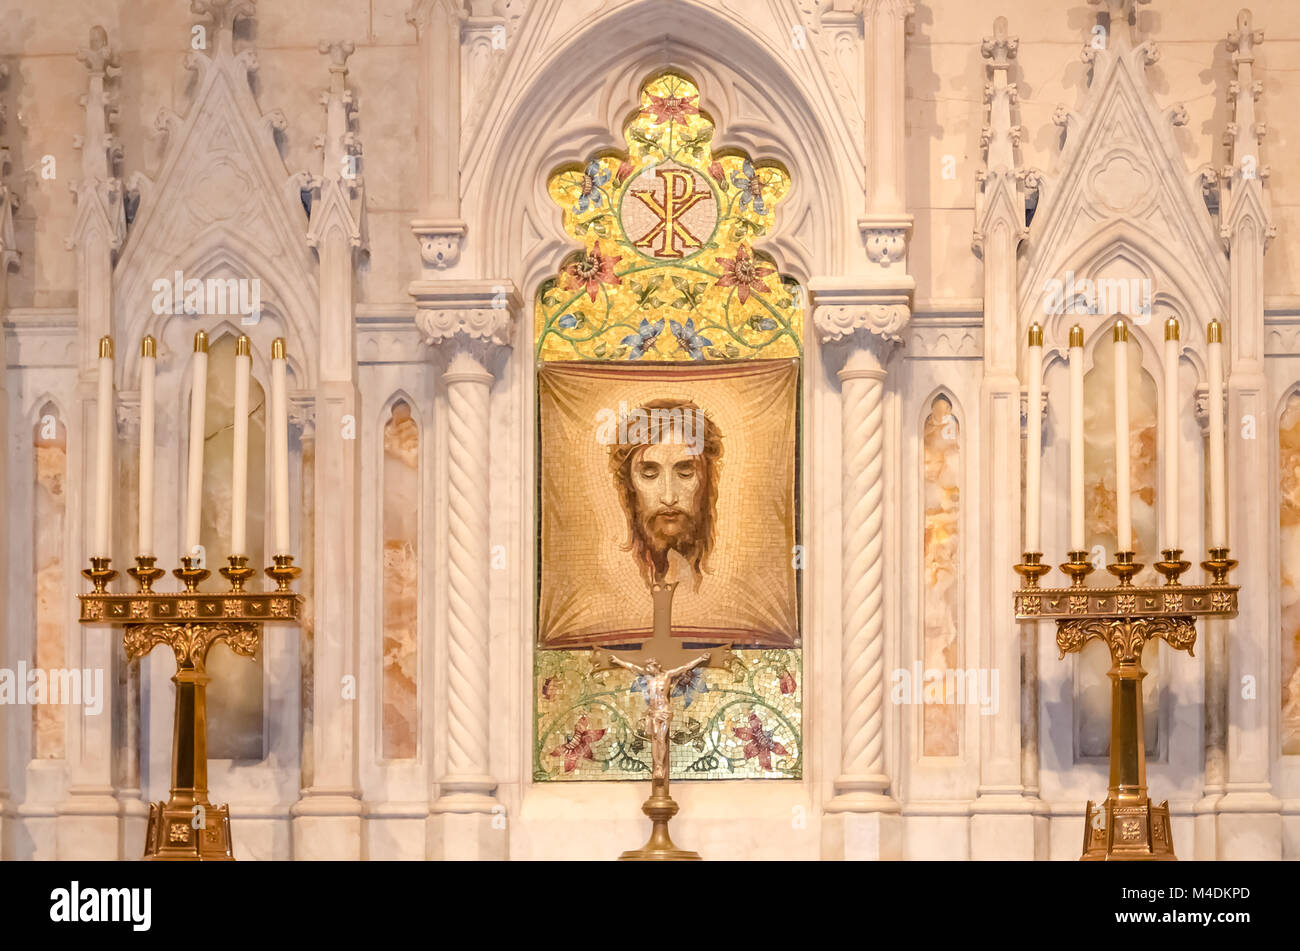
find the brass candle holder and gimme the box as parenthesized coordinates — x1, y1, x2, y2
(1014, 547, 1238, 860)
(79, 552, 302, 860)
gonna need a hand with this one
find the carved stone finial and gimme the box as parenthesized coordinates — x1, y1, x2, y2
(1221, 8, 1274, 248)
(70, 25, 125, 253)
(190, 0, 256, 58)
(1088, 0, 1150, 50)
(307, 38, 366, 253)
(975, 16, 1026, 253)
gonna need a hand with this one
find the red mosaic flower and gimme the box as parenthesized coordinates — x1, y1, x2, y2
(645, 93, 699, 125)
(541, 676, 560, 701)
(778, 669, 797, 695)
(564, 244, 622, 302)
(615, 157, 635, 184)
(549, 715, 607, 773)
(708, 160, 726, 184)
(715, 244, 776, 304)
(733, 713, 789, 771)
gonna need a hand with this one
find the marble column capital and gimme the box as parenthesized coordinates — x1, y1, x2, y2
(808, 278, 912, 358)
(411, 278, 520, 370)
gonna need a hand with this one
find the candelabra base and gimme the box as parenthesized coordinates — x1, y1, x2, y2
(1082, 797, 1176, 861)
(618, 780, 701, 861)
(142, 799, 234, 861)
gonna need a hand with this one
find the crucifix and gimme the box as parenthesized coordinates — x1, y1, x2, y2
(590, 580, 734, 860)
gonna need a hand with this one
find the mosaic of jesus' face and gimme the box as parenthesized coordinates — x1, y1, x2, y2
(609, 399, 723, 589)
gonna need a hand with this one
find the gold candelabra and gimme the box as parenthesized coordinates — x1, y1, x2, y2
(1014, 546, 1237, 860)
(79, 552, 301, 860)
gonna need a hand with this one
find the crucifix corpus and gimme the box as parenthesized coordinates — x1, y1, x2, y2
(590, 580, 734, 860)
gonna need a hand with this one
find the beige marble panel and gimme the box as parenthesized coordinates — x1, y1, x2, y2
(922, 395, 961, 757)
(1079, 336, 1160, 758)
(381, 401, 418, 761)
(32, 407, 66, 760)
(1280, 393, 1300, 754)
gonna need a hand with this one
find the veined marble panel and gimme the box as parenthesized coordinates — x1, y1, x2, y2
(32, 406, 66, 759)
(381, 401, 418, 760)
(922, 395, 960, 757)
(1280, 392, 1300, 754)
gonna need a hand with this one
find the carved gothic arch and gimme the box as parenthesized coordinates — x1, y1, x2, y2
(110, 4, 319, 385)
(468, 0, 858, 294)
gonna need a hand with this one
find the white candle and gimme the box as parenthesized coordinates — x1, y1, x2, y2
(231, 335, 251, 558)
(138, 336, 156, 556)
(93, 336, 114, 558)
(1114, 319, 1132, 553)
(1163, 319, 1180, 552)
(1025, 323, 1043, 553)
(1207, 320, 1227, 549)
(271, 338, 291, 556)
(1069, 325, 1085, 552)
(184, 331, 208, 557)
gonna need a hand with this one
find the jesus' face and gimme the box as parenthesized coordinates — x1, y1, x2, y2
(630, 441, 704, 559)
(609, 398, 722, 589)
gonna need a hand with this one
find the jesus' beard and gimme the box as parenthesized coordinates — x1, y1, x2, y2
(638, 507, 705, 586)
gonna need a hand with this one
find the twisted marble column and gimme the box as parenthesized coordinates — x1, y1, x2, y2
(412, 281, 518, 850)
(837, 347, 889, 790)
(441, 346, 494, 792)
(810, 285, 908, 818)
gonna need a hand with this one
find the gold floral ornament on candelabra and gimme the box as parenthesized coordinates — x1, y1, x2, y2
(1015, 318, 1238, 860)
(79, 332, 301, 860)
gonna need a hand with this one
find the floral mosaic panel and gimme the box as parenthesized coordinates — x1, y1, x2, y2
(534, 71, 802, 364)
(535, 648, 801, 781)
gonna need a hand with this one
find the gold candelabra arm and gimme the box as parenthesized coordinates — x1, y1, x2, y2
(1059, 550, 1094, 587)
(82, 556, 118, 594)
(1106, 551, 1142, 587)
(1154, 549, 1191, 586)
(1013, 552, 1051, 589)
(219, 554, 256, 592)
(174, 555, 211, 592)
(127, 555, 166, 593)
(1202, 547, 1237, 586)
(265, 554, 302, 592)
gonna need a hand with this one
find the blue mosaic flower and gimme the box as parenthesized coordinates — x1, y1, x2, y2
(620, 318, 664, 359)
(730, 159, 766, 215)
(557, 313, 579, 328)
(575, 160, 612, 214)
(669, 318, 712, 360)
